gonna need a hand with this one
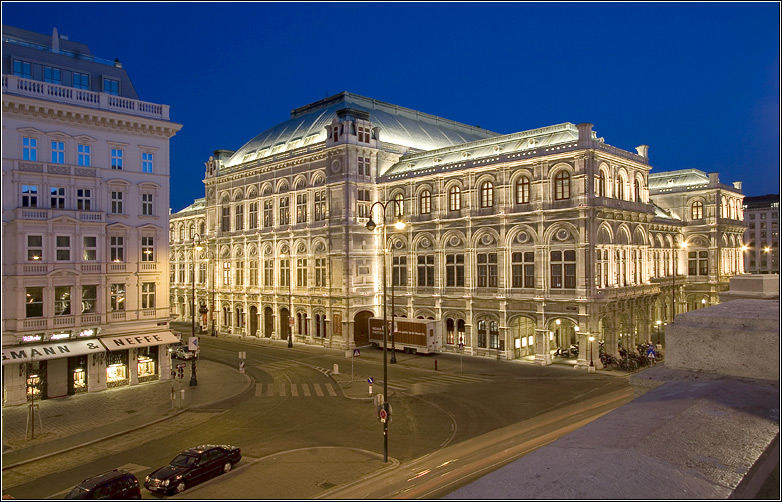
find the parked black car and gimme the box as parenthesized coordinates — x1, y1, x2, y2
(144, 444, 241, 495)
(65, 470, 141, 499)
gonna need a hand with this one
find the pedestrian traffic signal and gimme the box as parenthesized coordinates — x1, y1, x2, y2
(177, 366, 184, 379)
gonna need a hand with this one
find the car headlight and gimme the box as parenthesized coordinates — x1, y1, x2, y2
(163, 479, 170, 486)
(145, 475, 150, 483)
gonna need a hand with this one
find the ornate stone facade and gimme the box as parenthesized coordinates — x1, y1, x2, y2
(169, 92, 745, 366)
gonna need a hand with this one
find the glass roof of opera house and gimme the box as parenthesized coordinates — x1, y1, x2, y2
(224, 92, 499, 167)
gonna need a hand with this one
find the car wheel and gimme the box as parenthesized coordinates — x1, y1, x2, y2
(223, 462, 232, 474)
(176, 481, 186, 493)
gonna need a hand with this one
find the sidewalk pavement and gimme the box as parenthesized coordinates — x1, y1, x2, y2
(1, 358, 252, 468)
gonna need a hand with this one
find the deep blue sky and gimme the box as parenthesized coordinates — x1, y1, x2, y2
(3, 2, 779, 211)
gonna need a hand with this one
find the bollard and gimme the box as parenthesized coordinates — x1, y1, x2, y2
(369, 384, 373, 396)
(180, 389, 185, 407)
(333, 363, 339, 375)
(435, 359, 438, 371)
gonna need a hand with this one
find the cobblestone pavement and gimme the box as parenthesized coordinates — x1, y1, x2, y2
(1, 359, 250, 465)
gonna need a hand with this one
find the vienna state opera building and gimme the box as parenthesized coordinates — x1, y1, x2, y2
(170, 92, 746, 367)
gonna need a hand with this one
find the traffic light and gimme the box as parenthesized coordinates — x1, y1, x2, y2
(177, 365, 184, 379)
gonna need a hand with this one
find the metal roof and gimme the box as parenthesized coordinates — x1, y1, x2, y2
(225, 92, 499, 168)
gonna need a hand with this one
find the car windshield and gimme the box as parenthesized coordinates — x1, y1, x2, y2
(65, 486, 90, 499)
(171, 454, 198, 467)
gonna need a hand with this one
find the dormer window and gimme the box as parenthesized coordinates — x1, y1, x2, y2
(103, 77, 119, 96)
(358, 125, 371, 143)
(332, 126, 339, 142)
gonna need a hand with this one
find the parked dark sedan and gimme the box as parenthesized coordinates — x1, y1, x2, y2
(65, 469, 141, 499)
(144, 444, 241, 495)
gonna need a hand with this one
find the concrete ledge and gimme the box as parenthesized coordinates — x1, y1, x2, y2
(446, 367, 779, 499)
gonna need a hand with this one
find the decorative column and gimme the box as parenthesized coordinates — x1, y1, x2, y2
(129, 348, 139, 385)
(575, 332, 589, 369)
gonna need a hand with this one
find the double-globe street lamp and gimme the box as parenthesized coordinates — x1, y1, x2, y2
(190, 234, 204, 386)
(671, 240, 687, 326)
(366, 198, 405, 463)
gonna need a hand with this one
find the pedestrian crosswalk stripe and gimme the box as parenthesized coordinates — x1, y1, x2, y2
(252, 382, 340, 398)
(325, 383, 337, 396)
(290, 384, 299, 397)
(265, 383, 274, 396)
(313, 383, 324, 397)
(301, 384, 311, 397)
(279, 384, 286, 397)
(255, 383, 263, 396)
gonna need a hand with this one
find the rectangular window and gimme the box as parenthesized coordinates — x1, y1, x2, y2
(27, 235, 43, 261)
(111, 191, 123, 214)
(235, 204, 244, 230)
(141, 152, 154, 173)
(142, 282, 156, 309)
(51, 141, 65, 163)
(417, 255, 435, 287)
(315, 257, 327, 287)
(111, 148, 123, 169)
(103, 77, 119, 95)
(50, 187, 65, 209)
(81, 285, 97, 314)
(83, 236, 97, 261)
(358, 126, 371, 143)
(77, 189, 92, 210)
(221, 204, 231, 231)
(56, 235, 71, 261)
(296, 194, 307, 223)
(249, 202, 258, 229)
(110, 236, 124, 262)
(178, 263, 185, 283)
(477, 253, 497, 288)
(235, 261, 244, 286)
(550, 250, 576, 289)
(22, 184, 38, 207)
(263, 200, 273, 227)
(77, 144, 91, 167)
(264, 259, 274, 287)
(392, 256, 407, 287)
(54, 286, 71, 315)
(141, 193, 153, 216)
(25, 287, 43, 317)
(222, 262, 231, 286)
(512, 251, 535, 288)
(297, 258, 307, 287)
(279, 197, 290, 225)
(72, 72, 89, 89)
(13, 60, 31, 79)
(43, 66, 62, 84)
(249, 260, 258, 286)
(110, 283, 126, 311)
(280, 259, 290, 287)
(446, 253, 465, 287)
(23, 136, 37, 161)
(141, 236, 154, 261)
(357, 189, 370, 218)
(199, 262, 207, 284)
(358, 156, 370, 176)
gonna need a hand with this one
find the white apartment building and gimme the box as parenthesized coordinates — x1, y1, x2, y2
(2, 25, 182, 405)
(169, 92, 746, 366)
(742, 194, 780, 274)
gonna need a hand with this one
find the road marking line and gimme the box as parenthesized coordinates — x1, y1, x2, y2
(290, 384, 299, 397)
(265, 383, 275, 396)
(255, 383, 263, 396)
(313, 384, 324, 397)
(301, 384, 311, 397)
(325, 383, 337, 396)
(279, 384, 286, 397)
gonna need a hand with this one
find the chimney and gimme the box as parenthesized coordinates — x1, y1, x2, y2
(114, 58, 122, 68)
(635, 145, 649, 159)
(733, 181, 743, 191)
(576, 123, 594, 145)
(708, 172, 720, 185)
(51, 27, 59, 51)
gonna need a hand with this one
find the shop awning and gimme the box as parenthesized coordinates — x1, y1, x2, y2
(100, 332, 180, 351)
(2, 339, 105, 365)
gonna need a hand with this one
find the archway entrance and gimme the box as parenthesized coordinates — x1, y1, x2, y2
(548, 317, 578, 357)
(280, 307, 290, 340)
(263, 307, 273, 338)
(509, 316, 536, 359)
(353, 310, 374, 346)
(249, 306, 258, 337)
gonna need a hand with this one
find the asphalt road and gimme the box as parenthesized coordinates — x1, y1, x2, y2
(4, 334, 630, 499)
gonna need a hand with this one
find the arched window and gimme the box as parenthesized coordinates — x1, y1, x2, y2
(477, 320, 487, 348)
(489, 321, 499, 349)
(480, 181, 494, 208)
(634, 179, 641, 202)
(615, 177, 624, 200)
(199, 221, 205, 235)
(597, 172, 606, 197)
(446, 318, 455, 344)
(448, 186, 461, 211)
(393, 192, 404, 217)
(419, 190, 431, 214)
(691, 200, 703, 220)
(188, 223, 195, 240)
(516, 177, 530, 204)
(554, 171, 571, 200)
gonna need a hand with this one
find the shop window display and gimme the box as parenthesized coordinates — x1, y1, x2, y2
(107, 350, 129, 388)
(137, 346, 159, 383)
(68, 355, 88, 394)
(26, 361, 47, 401)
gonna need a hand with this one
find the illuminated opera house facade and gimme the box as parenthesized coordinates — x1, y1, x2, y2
(170, 92, 746, 366)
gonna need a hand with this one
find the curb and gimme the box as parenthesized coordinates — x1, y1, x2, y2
(2, 357, 253, 471)
(314, 451, 401, 499)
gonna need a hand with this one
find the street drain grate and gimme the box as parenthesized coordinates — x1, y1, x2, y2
(317, 481, 335, 489)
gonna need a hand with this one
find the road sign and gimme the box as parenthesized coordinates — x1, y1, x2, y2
(353, 349, 360, 357)
(176, 363, 186, 369)
(188, 337, 199, 351)
(379, 408, 388, 422)
(367, 377, 374, 384)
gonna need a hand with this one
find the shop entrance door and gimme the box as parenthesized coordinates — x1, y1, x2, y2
(47, 358, 68, 398)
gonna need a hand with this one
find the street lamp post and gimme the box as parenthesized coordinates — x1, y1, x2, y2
(190, 234, 203, 387)
(588, 335, 595, 372)
(671, 241, 687, 325)
(211, 244, 216, 337)
(366, 198, 405, 463)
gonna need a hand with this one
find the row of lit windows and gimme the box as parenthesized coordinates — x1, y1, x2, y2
(19, 185, 155, 216)
(171, 258, 329, 288)
(24, 282, 155, 318)
(21, 136, 154, 172)
(13, 59, 119, 94)
(25, 235, 156, 263)
(217, 191, 327, 232)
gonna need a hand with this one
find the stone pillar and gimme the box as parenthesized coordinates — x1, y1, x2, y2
(3, 363, 27, 406)
(88, 352, 107, 392)
(160, 345, 172, 381)
(534, 323, 552, 365)
(129, 348, 139, 385)
(575, 333, 589, 369)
